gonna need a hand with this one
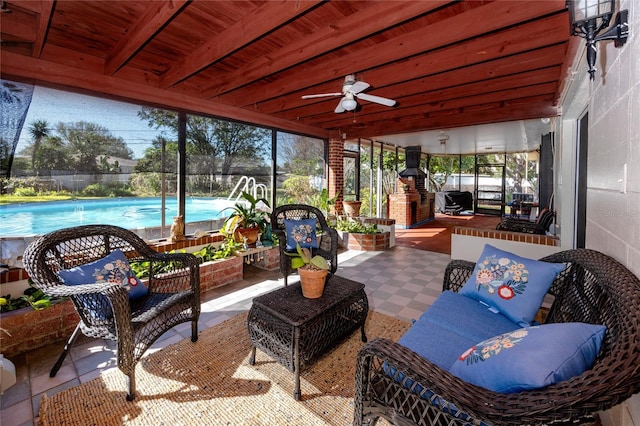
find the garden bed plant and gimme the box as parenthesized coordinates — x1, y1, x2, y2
(130, 238, 244, 278)
(336, 219, 379, 234)
(0, 281, 57, 313)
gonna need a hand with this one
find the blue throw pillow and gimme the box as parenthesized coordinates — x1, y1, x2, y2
(58, 249, 148, 300)
(459, 244, 565, 326)
(284, 218, 318, 249)
(449, 322, 606, 393)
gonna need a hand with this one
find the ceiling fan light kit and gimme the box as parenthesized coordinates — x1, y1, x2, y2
(302, 74, 396, 113)
(341, 96, 358, 111)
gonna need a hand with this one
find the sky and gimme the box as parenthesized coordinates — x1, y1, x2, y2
(16, 86, 166, 159)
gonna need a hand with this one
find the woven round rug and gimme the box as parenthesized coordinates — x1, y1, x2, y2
(39, 310, 409, 425)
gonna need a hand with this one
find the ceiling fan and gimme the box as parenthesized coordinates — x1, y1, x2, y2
(301, 74, 396, 113)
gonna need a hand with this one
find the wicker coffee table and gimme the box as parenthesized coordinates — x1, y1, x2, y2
(247, 274, 369, 400)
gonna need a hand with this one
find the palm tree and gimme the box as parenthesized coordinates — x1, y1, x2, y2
(28, 119, 50, 174)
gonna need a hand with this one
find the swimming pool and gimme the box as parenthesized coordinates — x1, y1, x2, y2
(0, 197, 237, 237)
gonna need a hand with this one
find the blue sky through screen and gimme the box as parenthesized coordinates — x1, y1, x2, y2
(16, 86, 165, 159)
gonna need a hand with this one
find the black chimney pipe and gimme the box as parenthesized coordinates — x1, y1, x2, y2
(399, 146, 426, 179)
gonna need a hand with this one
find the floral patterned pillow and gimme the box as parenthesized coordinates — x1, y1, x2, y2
(59, 249, 148, 300)
(459, 244, 565, 326)
(284, 218, 318, 249)
(449, 322, 606, 393)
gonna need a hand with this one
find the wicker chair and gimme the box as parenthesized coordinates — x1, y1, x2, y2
(496, 208, 555, 235)
(354, 249, 640, 425)
(23, 225, 201, 401)
(270, 204, 338, 286)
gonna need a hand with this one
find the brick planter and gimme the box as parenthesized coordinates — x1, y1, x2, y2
(0, 300, 78, 360)
(339, 231, 391, 251)
(199, 256, 244, 293)
(0, 248, 280, 360)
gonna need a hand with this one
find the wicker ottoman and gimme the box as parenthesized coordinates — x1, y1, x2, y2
(247, 274, 369, 399)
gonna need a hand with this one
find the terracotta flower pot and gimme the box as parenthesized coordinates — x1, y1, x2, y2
(298, 267, 328, 299)
(342, 201, 362, 217)
(233, 226, 260, 245)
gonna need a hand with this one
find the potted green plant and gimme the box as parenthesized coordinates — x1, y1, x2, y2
(221, 191, 270, 246)
(318, 188, 339, 213)
(285, 243, 330, 298)
(318, 188, 340, 225)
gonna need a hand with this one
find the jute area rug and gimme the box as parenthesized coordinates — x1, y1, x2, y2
(39, 311, 410, 425)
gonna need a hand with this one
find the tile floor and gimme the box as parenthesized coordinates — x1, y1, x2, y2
(0, 246, 451, 426)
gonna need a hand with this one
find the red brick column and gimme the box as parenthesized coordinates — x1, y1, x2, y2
(328, 138, 344, 214)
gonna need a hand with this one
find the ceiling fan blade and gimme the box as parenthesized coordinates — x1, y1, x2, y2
(349, 81, 370, 94)
(356, 92, 396, 107)
(301, 92, 342, 99)
(334, 98, 346, 113)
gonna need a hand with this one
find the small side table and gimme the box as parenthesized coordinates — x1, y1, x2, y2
(247, 274, 369, 400)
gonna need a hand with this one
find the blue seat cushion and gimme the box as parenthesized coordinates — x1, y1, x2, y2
(389, 291, 520, 424)
(419, 290, 521, 344)
(398, 291, 521, 371)
(398, 317, 477, 370)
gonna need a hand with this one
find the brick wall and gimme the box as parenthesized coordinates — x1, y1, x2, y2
(1, 299, 78, 359)
(328, 138, 344, 214)
(346, 231, 391, 251)
(0, 242, 280, 360)
(452, 226, 560, 246)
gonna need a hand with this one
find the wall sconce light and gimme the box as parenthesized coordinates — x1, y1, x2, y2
(567, 0, 629, 80)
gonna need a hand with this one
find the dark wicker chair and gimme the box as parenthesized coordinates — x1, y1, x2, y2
(270, 204, 338, 286)
(354, 249, 640, 425)
(23, 225, 200, 401)
(496, 208, 555, 235)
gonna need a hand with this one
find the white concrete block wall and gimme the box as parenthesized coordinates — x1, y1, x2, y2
(584, 0, 640, 279)
(562, 1, 640, 424)
(450, 234, 562, 262)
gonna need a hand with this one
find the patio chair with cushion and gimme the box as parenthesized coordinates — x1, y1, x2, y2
(23, 224, 200, 401)
(354, 248, 640, 425)
(270, 204, 338, 286)
(496, 207, 554, 235)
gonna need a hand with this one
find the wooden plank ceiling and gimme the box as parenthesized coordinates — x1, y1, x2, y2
(1, 0, 574, 151)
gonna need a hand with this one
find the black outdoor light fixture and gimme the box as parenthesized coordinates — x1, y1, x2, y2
(567, 0, 629, 80)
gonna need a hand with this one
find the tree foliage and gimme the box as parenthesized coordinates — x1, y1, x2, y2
(137, 107, 269, 178)
(56, 121, 132, 174)
(19, 120, 133, 177)
(278, 134, 323, 176)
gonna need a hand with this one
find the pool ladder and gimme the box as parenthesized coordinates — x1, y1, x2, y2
(227, 176, 268, 202)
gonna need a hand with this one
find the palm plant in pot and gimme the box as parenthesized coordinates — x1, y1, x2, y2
(285, 243, 330, 298)
(221, 191, 270, 246)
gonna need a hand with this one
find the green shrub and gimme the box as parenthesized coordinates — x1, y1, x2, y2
(13, 186, 37, 197)
(81, 183, 133, 197)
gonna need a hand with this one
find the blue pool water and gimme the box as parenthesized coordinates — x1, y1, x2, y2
(0, 197, 236, 237)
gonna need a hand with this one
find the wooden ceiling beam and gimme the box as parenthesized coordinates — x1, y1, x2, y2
(0, 3, 36, 42)
(104, 0, 189, 76)
(200, 0, 449, 97)
(287, 66, 561, 124)
(159, 0, 322, 89)
(32, 0, 54, 58)
(315, 83, 558, 130)
(225, 0, 567, 107)
(266, 41, 566, 120)
(341, 101, 560, 140)
(1, 50, 328, 139)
